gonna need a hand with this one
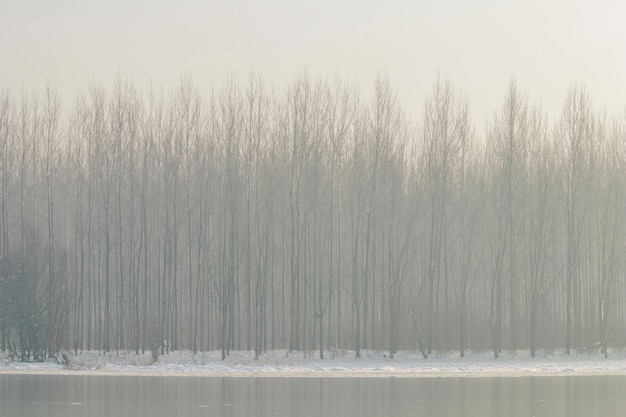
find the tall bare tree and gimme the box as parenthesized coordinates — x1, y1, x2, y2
(558, 84, 595, 354)
(486, 79, 527, 358)
(522, 106, 556, 357)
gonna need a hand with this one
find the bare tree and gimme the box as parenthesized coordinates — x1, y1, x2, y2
(522, 106, 556, 357)
(0, 89, 12, 352)
(449, 96, 476, 358)
(558, 84, 595, 354)
(419, 75, 467, 355)
(486, 78, 527, 358)
(211, 77, 243, 360)
(593, 114, 623, 357)
(42, 85, 67, 357)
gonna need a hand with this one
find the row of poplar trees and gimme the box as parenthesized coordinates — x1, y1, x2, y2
(0, 72, 625, 361)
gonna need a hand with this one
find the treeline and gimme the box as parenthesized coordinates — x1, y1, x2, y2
(0, 72, 624, 361)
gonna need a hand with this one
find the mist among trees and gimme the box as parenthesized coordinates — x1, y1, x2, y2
(1, 72, 625, 361)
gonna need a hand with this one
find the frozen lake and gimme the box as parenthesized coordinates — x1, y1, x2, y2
(2, 374, 626, 417)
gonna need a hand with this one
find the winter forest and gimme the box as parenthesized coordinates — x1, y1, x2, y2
(0, 72, 625, 363)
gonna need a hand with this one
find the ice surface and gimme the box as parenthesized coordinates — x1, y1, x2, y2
(3, 349, 626, 377)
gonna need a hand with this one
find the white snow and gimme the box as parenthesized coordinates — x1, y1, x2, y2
(3, 349, 626, 377)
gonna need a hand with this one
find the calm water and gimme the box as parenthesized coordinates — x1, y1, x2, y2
(2, 374, 626, 417)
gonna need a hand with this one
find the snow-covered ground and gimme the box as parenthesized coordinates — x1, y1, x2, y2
(3, 349, 626, 377)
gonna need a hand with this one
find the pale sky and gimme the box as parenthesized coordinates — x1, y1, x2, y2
(1, 0, 625, 124)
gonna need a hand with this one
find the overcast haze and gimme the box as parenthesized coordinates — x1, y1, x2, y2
(2, 0, 626, 120)
(5, 0, 626, 365)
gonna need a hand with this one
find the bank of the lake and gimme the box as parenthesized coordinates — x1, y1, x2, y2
(3, 349, 626, 378)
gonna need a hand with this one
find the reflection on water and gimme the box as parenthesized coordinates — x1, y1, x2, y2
(1, 374, 625, 417)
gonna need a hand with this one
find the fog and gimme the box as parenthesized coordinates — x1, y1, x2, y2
(1, 73, 625, 361)
(2, 0, 626, 121)
(1, 0, 626, 362)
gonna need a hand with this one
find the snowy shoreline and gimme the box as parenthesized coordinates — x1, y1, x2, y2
(4, 349, 626, 378)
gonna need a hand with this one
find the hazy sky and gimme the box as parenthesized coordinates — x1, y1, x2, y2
(1, 0, 625, 123)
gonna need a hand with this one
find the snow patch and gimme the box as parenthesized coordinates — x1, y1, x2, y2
(2, 349, 626, 377)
